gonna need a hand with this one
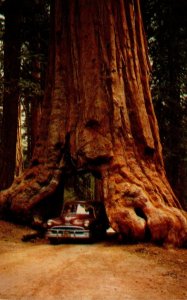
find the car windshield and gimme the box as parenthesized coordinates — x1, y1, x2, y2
(63, 203, 94, 216)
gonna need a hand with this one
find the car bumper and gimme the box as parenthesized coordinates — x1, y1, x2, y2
(46, 226, 91, 240)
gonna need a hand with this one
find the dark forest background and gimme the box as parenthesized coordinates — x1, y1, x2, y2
(0, 0, 186, 208)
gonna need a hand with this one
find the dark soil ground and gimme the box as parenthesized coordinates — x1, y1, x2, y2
(0, 220, 187, 300)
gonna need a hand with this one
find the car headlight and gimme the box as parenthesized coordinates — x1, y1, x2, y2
(84, 220, 90, 227)
(47, 220, 53, 227)
(73, 219, 83, 226)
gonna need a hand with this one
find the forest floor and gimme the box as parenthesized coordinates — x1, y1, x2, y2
(0, 220, 187, 300)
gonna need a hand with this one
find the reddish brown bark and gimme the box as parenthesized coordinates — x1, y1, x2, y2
(0, 0, 187, 247)
(15, 104, 23, 176)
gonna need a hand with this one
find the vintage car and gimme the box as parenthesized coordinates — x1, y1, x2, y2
(46, 200, 109, 243)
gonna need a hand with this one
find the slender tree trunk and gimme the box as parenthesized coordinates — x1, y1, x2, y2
(15, 103, 23, 176)
(30, 41, 43, 156)
(0, 0, 187, 247)
(31, 97, 42, 156)
(0, 0, 21, 190)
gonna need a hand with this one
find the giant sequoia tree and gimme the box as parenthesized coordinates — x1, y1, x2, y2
(0, 0, 187, 247)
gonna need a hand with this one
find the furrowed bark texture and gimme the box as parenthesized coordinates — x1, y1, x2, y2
(0, 0, 187, 247)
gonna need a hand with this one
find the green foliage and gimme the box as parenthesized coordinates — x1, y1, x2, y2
(64, 173, 96, 202)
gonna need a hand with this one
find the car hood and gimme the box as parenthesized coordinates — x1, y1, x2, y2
(47, 214, 94, 228)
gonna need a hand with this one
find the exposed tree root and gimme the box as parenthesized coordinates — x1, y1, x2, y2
(0, 151, 187, 248)
(103, 159, 187, 248)
(0, 162, 62, 223)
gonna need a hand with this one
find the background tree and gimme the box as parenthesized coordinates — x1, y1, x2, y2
(19, 0, 50, 165)
(0, 0, 22, 190)
(0, 0, 49, 185)
(0, 0, 187, 247)
(142, 0, 187, 209)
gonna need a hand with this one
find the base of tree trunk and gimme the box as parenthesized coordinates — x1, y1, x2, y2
(103, 158, 187, 248)
(1, 154, 187, 248)
(0, 162, 63, 224)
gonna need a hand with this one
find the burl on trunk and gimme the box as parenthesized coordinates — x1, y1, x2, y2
(0, 0, 187, 247)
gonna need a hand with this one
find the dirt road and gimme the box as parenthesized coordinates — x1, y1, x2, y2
(0, 221, 187, 300)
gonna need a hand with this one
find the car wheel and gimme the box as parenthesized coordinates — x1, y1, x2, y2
(49, 238, 60, 245)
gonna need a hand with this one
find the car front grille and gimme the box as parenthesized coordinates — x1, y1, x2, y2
(47, 225, 90, 239)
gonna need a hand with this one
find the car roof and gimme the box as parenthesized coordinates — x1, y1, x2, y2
(64, 200, 103, 205)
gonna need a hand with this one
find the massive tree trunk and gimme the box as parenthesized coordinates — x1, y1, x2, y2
(0, 0, 187, 247)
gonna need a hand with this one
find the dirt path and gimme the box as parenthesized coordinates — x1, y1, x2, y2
(0, 221, 187, 300)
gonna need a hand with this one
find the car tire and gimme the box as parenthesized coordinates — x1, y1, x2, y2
(49, 238, 60, 245)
